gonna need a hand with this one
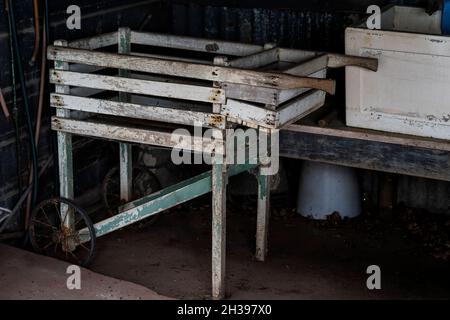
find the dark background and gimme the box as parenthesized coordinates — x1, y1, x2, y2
(0, 0, 444, 231)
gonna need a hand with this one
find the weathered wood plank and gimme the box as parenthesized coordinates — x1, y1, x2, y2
(68, 31, 118, 49)
(221, 99, 277, 129)
(130, 51, 212, 65)
(47, 46, 336, 93)
(277, 90, 326, 127)
(51, 117, 223, 154)
(282, 54, 328, 76)
(228, 48, 279, 69)
(222, 90, 325, 129)
(50, 94, 226, 129)
(131, 31, 264, 56)
(221, 82, 279, 106)
(280, 128, 450, 182)
(285, 124, 450, 152)
(49, 70, 225, 104)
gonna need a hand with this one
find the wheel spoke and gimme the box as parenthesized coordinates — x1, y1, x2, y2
(74, 216, 84, 227)
(53, 202, 62, 223)
(35, 233, 52, 239)
(78, 242, 91, 252)
(41, 207, 53, 226)
(31, 219, 57, 230)
(41, 241, 55, 251)
(68, 250, 81, 265)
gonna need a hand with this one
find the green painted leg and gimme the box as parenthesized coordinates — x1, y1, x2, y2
(54, 40, 75, 247)
(118, 27, 132, 202)
(119, 143, 132, 202)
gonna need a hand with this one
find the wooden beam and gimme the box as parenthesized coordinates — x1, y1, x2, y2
(280, 128, 450, 182)
(77, 163, 256, 241)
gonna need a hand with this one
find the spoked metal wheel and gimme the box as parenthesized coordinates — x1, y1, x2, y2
(102, 166, 162, 223)
(29, 198, 96, 266)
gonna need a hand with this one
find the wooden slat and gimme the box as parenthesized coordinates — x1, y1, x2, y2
(282, 54, 328, 76)
(50, 94, 226, 129)
(130, 51, 212, 64)
(68, 31, 118, 49)
(47, 46, 336, 93)
(50, 70, 225, 104)
(222, 90, 325, 129)
(51, 117, 223, 154)
(228, 48, 279, 69)
(131, 31, 264, 56)
(222, 99, 277, 129)
(277, 90, 326, 127)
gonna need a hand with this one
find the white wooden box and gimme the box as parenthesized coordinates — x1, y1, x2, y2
(346, 5, 450, 140)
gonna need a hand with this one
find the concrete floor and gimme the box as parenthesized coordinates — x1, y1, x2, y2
(0, 243, 168, 300)
(1, 201, 449, 300)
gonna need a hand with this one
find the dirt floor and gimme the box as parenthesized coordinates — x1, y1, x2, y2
(0, 243, 169, 300)
(83, 198, 450, 300)
(2, 197, 449, 300)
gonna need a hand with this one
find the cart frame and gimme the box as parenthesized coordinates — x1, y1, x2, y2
(47, 28, 377, 299)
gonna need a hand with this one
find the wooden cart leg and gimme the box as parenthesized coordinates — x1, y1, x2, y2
(212, 161, 227, 299)
(212, 127, 228, 299)
(256, 128, 272, 262)
(54, 40, 75, 235)
(255, 167, 270, 262)
(119, 144, 132, 202)
(118, 28, 132, 202)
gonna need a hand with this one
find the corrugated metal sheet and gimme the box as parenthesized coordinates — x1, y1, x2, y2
(171, 3, 361, 52)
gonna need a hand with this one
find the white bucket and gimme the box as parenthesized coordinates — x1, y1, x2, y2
(297, 161, 361, 220)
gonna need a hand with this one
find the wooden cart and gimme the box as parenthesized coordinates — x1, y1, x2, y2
(29, 29, 377, 299)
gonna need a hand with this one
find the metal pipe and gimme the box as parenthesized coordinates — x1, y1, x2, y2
(25, 11, 47, 228)
(30, 0, 40, 65)
(7, 0, 39, 213)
